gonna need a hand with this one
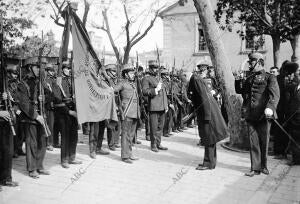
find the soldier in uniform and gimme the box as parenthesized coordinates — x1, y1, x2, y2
(142, 60, 168, 152)
(88, 67, 111, 159)
(143, 69, 151, 141)
(0, 66, 19, 187)
(189, 64, 228, 170)
(52, 61, 82, 168)
(105, 64, 121, 150)
(15, 64, 50, 178)
(114, 64, 140, 163)
(44, 63, 56, 151)
(161, 69, 174, 137)
(6, 66, 25, 158)
(235, 53, 280, 177)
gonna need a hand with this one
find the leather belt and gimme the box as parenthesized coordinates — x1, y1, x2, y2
(53, 103, 66, 107)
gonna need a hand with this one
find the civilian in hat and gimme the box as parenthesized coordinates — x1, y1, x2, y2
(285, 62, 300, 165)
(235, 53, 280, 177)
(272, 61, 292, 159)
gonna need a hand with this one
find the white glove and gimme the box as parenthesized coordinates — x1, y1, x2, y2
(155, 82, 162, 95)
(36, 115, 45, 124)
(0, 111, 11, 121)
(264, 108, 273, 117)
(210, 90, 216, 96)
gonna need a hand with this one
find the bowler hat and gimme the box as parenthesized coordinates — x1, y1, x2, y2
(285, 62, 299, 75)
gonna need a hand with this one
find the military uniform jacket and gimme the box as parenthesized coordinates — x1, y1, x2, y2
(142, 74, 168, 112)
(14, 77, 39, 122)
(52, 76, 73, 115)
(189, 74, 228, 145)
(114, 80, 140, 119)
(44, 74, 56, 110)
(235, 70, 280, 121)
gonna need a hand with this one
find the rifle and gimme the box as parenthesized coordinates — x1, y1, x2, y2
(135, 51, 147, 121)
(38, 45, 51, 137)
(116, 60, 124, 120)
(0, 13, 16, 136)
(171, 57, 175, 104)
(70, 51, 76, 106)
(156, 45, 161, 81)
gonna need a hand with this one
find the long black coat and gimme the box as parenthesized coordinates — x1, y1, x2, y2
(188, 74, 229, 146)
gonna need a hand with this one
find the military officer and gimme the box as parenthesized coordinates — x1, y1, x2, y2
(235, 53, 280, 177)
(114, 64, 140, 163)
(142, 60, 168, 152)
(189, 64, 228, 170)
(52, 60, 82, 168)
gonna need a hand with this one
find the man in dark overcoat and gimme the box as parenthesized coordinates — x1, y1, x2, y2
(285, 62, 300, 165)
(142, 60, 168, 152)
(188, 64, 228, 170)
(235, 53, 280, 177)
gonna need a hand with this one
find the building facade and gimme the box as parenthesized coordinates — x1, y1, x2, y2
(159, 0, 292, 73)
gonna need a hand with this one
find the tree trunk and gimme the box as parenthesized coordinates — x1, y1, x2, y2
(193, 0, 249, 150)
(271, 34, 281, 67)
(290, 34, 300, 64)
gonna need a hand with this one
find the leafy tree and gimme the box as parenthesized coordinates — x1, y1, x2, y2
(214, 0, 300, 67)
(0, 0, 34, 49)
(8, 30, 59, 58)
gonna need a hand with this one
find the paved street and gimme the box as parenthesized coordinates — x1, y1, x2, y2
(1, 127, 299, 204)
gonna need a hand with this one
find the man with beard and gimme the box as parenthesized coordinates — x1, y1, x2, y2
(142, 60, 168, 152)
(235, 53, 280, 177)
(188, 64, 228, 170)
(114, 64, 140, 163)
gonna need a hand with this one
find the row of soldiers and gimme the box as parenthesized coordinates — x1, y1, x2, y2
(0, 57, 222, 190)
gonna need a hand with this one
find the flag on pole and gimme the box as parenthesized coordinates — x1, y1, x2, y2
(70, 11, 118, 124)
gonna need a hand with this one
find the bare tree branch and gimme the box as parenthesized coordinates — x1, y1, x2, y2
(48, 0, 67, 27)
(131, 10, 159, 47)
(102, 9, 121, 63)
(50, 14, 64, 27)
(124, 4, 130, 49)
(82, 0, 91, 28)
